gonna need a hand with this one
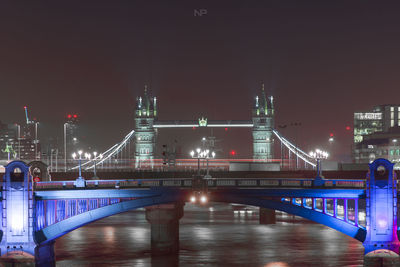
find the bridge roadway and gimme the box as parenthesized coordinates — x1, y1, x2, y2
(48, 169, 368, 181)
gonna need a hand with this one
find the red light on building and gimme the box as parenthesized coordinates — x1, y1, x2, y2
(346, 126, 351, 131)
(24, 106, 27, 109)
(330, 133, 334, 137)
(73, 114, 78, 118)
(33, 177, 40, 182)
(230, 150, 237, 156)
(192, 126, 196, 130)
(225, 127, 228, 131)
(67, 114, 72, 119)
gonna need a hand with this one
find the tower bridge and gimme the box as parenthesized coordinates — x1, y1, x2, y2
(69, 84, 315, 172)
(134, 84, 275, 167)
(0, 159, 399, 266)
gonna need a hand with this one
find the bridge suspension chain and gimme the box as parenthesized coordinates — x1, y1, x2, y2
(273, 130, 316, 168)
(71, 130, 135, 170)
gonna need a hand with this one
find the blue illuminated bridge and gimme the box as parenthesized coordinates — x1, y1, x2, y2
(1, 159, 400, 266)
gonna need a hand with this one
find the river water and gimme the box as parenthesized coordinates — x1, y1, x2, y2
(55, 203, 364, 267)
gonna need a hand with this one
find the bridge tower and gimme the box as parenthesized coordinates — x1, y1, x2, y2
(252, 83, 274, 160)
(363, 158, 400, 263)
(135, 86, 157, 168)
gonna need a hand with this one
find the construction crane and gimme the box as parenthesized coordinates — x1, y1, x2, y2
(24, 106, 33, 124)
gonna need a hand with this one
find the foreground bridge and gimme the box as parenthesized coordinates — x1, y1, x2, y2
(0, 159, 399, 266)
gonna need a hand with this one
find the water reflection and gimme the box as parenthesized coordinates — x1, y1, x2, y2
(264, 263, 290, 267)
(55, 203, 364, 266)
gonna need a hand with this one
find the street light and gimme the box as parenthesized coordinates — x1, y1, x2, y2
(190, 148, 215, 176)
(206, 151, 216, 178)
(72, 150, 83, 178)
(89, 151, 103, 179)
(64, 123, 67, 172)
(72, 150, 87, 187)
(309, 149, 329, 179)
(190, 148, 201, 175)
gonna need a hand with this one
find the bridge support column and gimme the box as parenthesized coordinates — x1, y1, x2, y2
(364, 254, 400, 267)
(259, 208, 276, 224)
(35, 241, 55, 267)
(362, 159, 400, 266)
(146, 203, 184, 255)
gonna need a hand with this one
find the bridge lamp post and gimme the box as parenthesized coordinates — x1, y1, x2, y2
(190, 148, 202, 175)
(309, 149, 328, 180)
(205, 151, 216, 178)
(64, 123, 67, 172)
(72, 150, 86, 187)
(190, 148, 215, 175)
(72, 151, 83, 178)
(91, 152, 103, 179)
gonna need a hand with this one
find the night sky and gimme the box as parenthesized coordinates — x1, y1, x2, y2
(1, 1, 400, 161)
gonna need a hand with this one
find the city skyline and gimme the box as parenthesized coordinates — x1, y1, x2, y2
(1, 2, 400, 266)
(2, 1, 400, 160)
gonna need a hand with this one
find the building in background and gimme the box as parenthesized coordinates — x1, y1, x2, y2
(0, 121, 18, 160)
(0, 106, 41, 161)
(64, 114, 80, 168)
(353, 105, 400, 164)
(22, 107, 40, 160)
(0, 121, 39, 161)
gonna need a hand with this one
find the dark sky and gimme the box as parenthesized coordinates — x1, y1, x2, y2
(1, 1, 400, 161)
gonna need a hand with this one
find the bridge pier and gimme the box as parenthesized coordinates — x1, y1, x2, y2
(362, 159, 400, 266)
(0, 241, 55, 267)
(259, 208, 276, 224)
(34, 241, 55, 267)
(146, 203, 184, 255)
(364, 251, 400, 267)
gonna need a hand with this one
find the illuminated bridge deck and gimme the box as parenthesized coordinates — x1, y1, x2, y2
(34, 178, 366, 191)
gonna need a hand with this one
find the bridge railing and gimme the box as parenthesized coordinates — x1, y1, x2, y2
(33, 178, 366, 191)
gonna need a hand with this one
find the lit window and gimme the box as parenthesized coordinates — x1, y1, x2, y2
(398, 110, 400, 125)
